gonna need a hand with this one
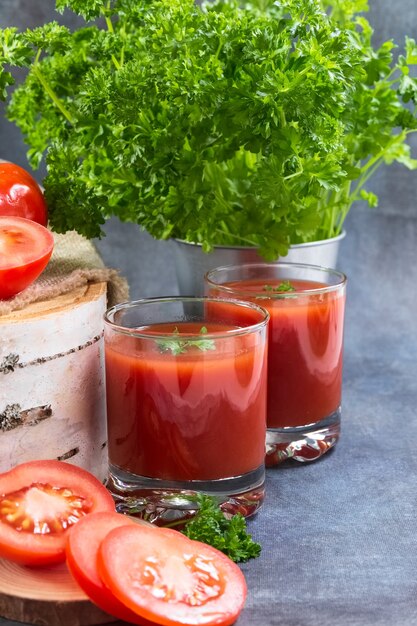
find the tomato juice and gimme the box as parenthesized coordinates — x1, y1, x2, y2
(208, 278, 346, 429)
(105, 319, 268, 482)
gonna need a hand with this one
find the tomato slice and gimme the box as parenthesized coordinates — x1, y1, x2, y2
(0, 216, 54, 300)
(97, 524, 247, 626)
(0, 460, 115, 566)
(66, 511, 155, 625)
(0, 162, 48, 226)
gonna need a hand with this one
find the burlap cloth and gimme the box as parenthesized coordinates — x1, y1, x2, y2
(0, 230, 129, 317)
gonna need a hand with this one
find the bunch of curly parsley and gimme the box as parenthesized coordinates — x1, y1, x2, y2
(0, 0, 416, 257)
(181, 494, 261, 563)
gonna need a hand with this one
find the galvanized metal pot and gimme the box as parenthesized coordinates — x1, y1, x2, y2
(172, 231, 346, 296)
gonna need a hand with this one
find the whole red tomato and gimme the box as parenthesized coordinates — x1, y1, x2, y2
(0, 161, 48, 226)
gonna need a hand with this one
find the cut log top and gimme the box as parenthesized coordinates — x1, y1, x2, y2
(0, 282, 107, 324)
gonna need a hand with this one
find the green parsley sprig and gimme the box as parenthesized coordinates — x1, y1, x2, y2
(264, 281, 296, 293)
(181, 494, 261, 563)
(156, 326, 215, 356)
(255, 280, 297, 299)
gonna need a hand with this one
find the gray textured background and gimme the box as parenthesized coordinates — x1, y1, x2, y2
(1, 2, 417, 626)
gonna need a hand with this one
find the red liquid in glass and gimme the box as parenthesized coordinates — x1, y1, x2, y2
(105, 321, 267, 481)
(211, 279, 345, 428)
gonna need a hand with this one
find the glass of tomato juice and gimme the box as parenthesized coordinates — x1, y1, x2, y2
(205, 263, 347, 466)
(104, 297, 269, 522)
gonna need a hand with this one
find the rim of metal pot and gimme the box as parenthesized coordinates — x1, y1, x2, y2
(173, 230, 346, 252)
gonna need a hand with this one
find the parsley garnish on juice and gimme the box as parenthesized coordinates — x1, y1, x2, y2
(256, 280, 297, 299)
(156, 326, 215, 355)
(264, 280, 296, 293)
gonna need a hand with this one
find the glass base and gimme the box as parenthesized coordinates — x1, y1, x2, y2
(265, 408, 341, 466)
(106, 464, 265, 525)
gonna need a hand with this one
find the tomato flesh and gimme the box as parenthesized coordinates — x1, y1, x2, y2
(66, 511, 154, 625)
(0, 216, 54, 299)
(97, 525, 247, 626)
(0, 482, 92, 535)
(0, 162, 48, 226)
(0, 460, 115, 566)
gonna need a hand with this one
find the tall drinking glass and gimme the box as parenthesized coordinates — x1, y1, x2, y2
(104, 297, 269, 522)
(205, 263, 346, 465)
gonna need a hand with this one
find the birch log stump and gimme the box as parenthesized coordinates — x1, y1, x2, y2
(0, 282, 108, 482)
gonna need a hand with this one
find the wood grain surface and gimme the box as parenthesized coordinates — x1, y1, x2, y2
(0, 283, 106, 324)
(0, 558, 114, 625)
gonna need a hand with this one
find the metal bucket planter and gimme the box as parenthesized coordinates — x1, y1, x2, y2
(172, 231, 346, 296)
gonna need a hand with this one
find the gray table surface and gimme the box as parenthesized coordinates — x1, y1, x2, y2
(1, 1, 417, 625)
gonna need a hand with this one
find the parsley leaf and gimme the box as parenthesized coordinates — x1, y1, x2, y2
(255, 280, 297, 299)
(156, 326, 216, 355)
(181, 494, 261, 563)
(264, 281, 296, 293)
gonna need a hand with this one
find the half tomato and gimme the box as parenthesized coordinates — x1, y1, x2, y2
(0, 460, 115, 566)
(0, 216, 54, 299)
